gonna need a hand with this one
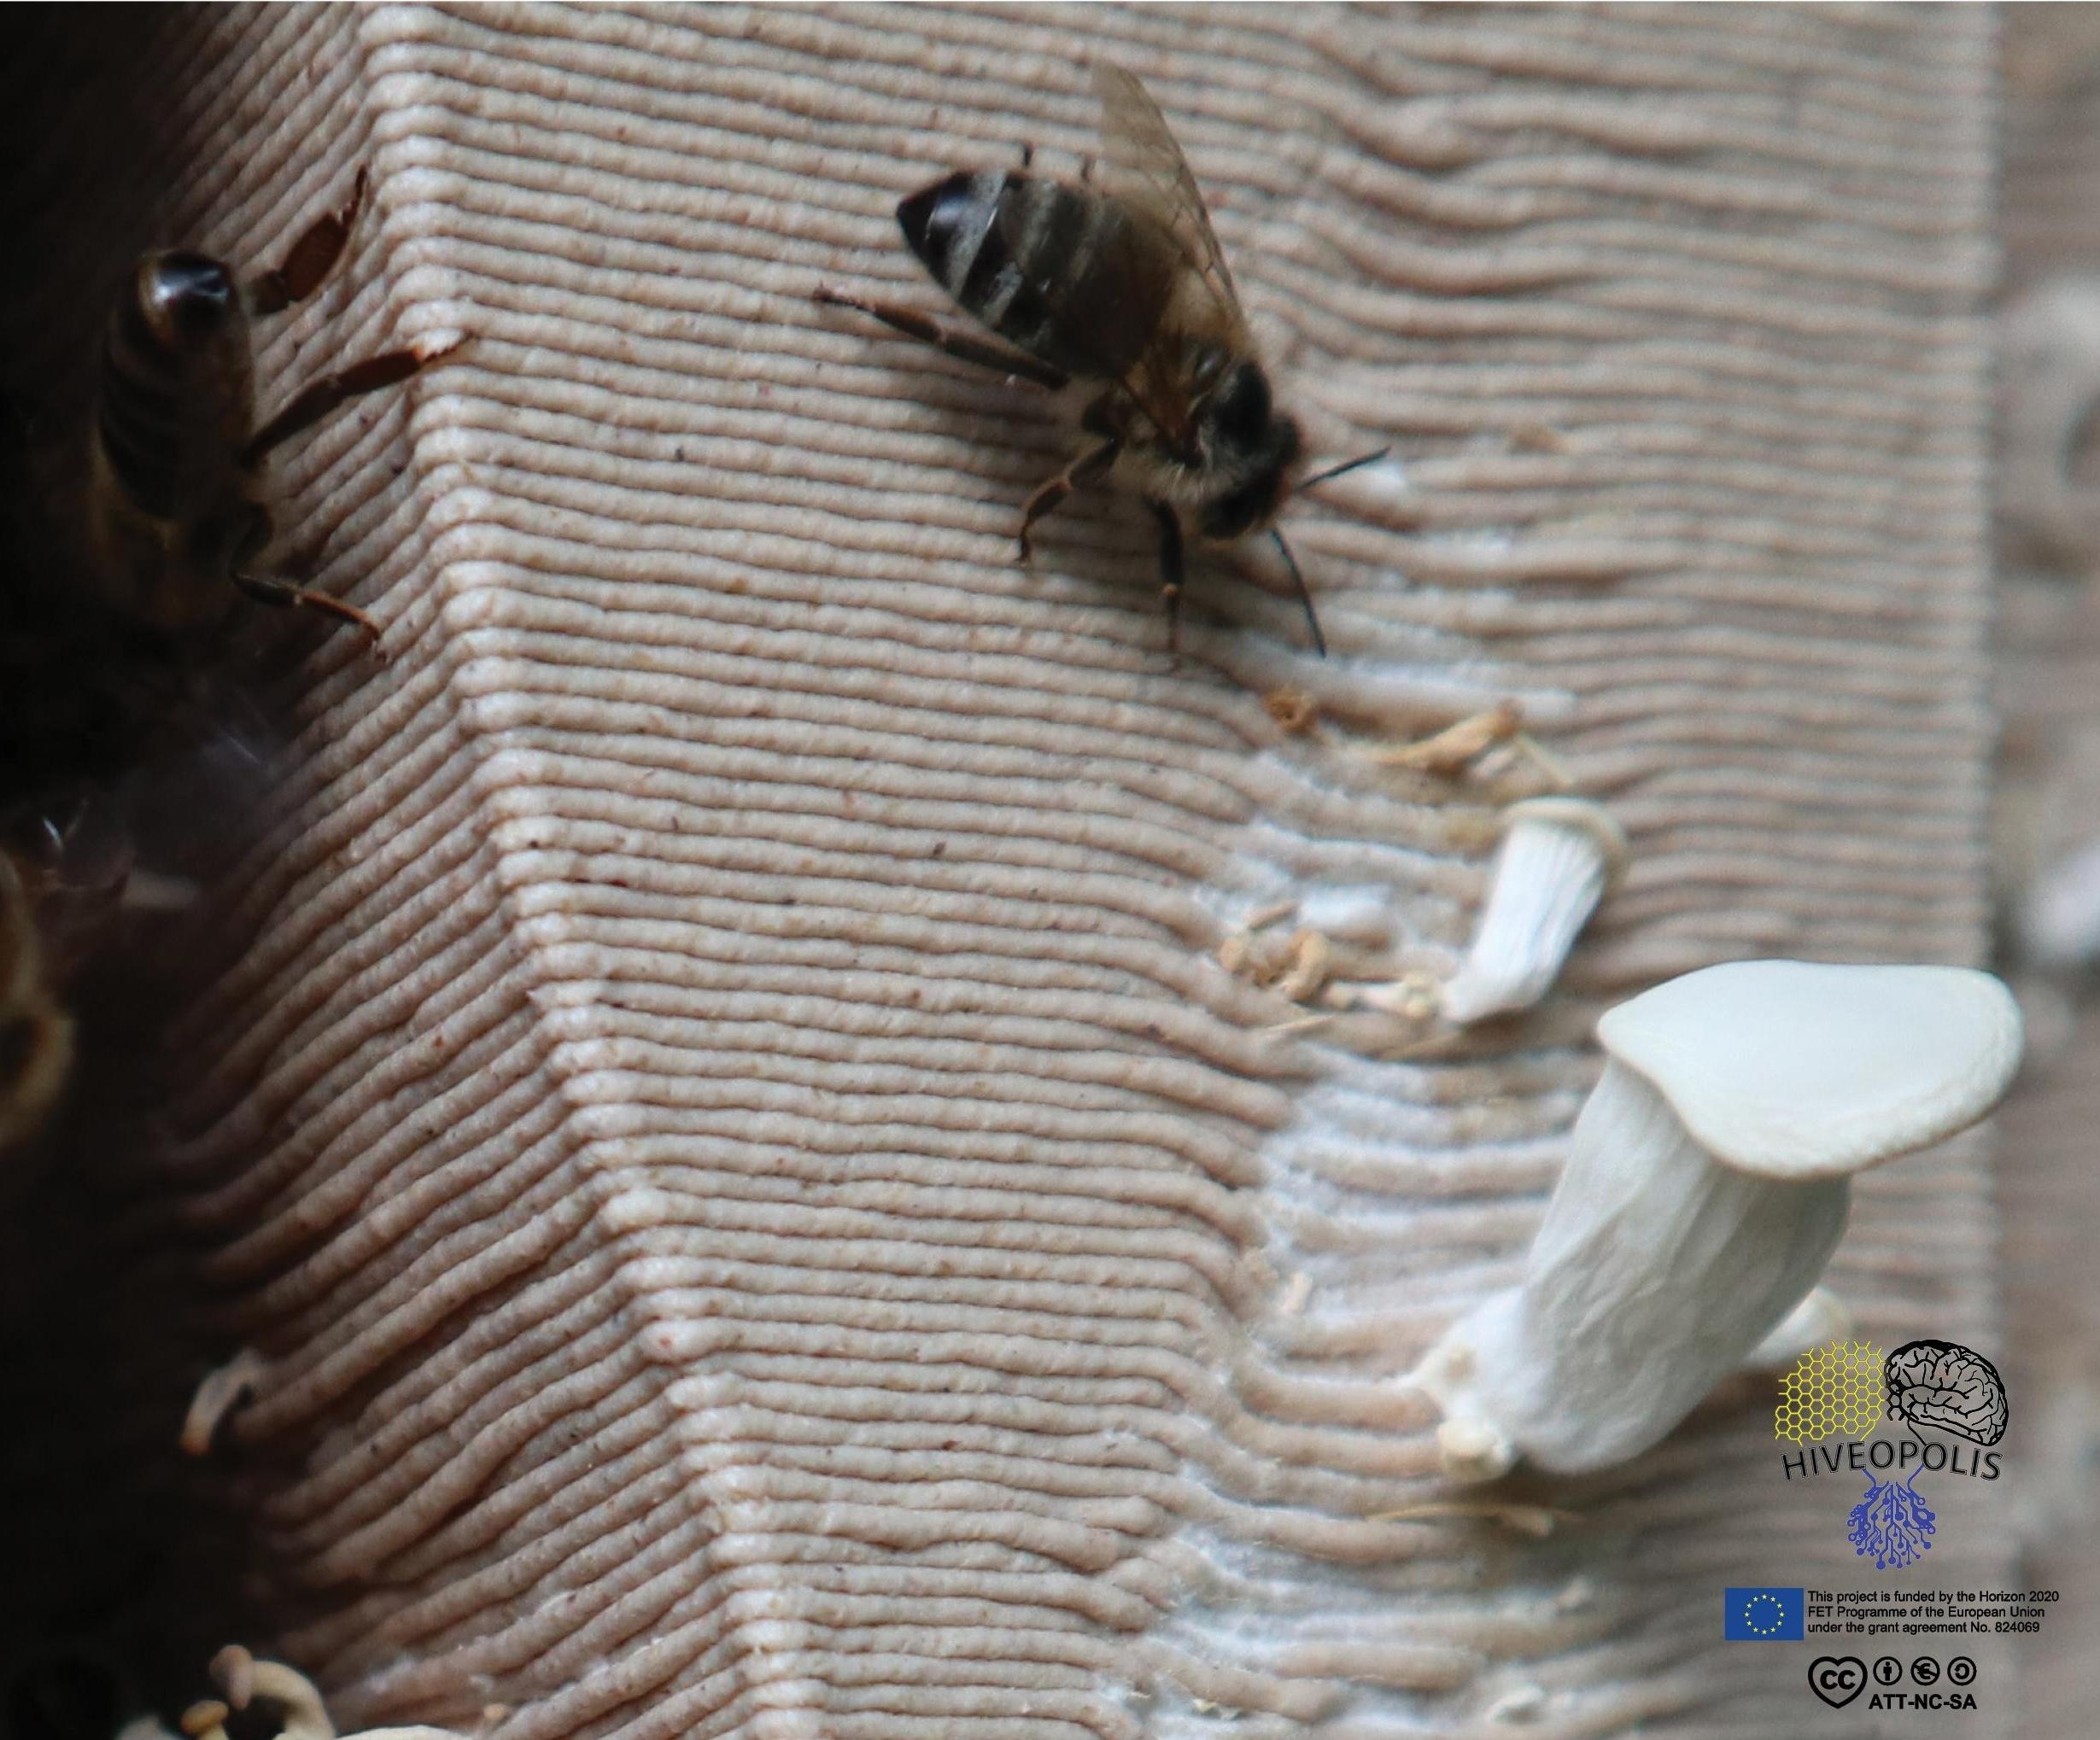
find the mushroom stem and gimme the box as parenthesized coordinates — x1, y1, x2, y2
(1440, 798, 1626, 1025)
(1743, 1286, 1851, 1371)
(1415, 1062, 1850, 1473)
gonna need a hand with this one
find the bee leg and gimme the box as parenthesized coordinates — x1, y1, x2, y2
(1148, 499, 1185, 651)
(1018, 437, 1120, 559)
(812, 288, 1069, 391)
(247, 166, 370, 316)
(1079, 155, 1096, 184)
(230, 568, 382, 640)
(225, 504, 381, 641)
(1020, 143, 1034, 169)
(243, 336, 467, 467)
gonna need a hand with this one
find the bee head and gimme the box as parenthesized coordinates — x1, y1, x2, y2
(1197, 363, 1301, 538)
(137, 251, 236, 351)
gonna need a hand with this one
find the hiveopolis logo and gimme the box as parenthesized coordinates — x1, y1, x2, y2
(1774, 1337, 2009, 1568)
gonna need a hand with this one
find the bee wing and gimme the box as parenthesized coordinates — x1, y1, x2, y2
(991, 175, 1202, 453)
(1091, 63, 1249, 340)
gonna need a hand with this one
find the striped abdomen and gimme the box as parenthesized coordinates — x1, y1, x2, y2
(96, 251, 250, 523)
(898, 170, 1172, 382)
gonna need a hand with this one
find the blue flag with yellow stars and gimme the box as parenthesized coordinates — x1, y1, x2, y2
(1723, 1587, 1805, 1640)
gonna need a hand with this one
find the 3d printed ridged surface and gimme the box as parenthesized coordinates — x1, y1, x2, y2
(5, 5, 2009, 1737)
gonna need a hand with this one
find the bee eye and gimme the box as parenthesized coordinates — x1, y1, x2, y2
(1211, 365, 1272, 445)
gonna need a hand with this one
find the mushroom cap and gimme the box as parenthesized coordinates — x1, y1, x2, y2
(1502, 797, 1630, 887)
(1596, 960, 2023, 1181)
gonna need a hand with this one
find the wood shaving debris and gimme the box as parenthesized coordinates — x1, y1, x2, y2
(1367, 1501, 1577, 1537)
(1364, 703, 1523, 774)
(1330, 972, 1442, 1022)
(1264, 688, 1319, 733)
(1481, 732, 1573, 793)
(1266, 1011, 1337, 1036)
(1273, 930, 1332, 1001)
(1486, 1683, 1549, 1722)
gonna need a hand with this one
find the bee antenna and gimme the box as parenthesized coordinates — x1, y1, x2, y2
(1270, 529, 1328, 659)
(1302, 447, 1389, 492)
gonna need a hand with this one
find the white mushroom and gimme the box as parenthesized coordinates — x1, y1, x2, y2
(204, 1649, 470, 1740)
(1740, 1286, 1852, 1371)
(1412, 960, 2023, 1476)
(2021, 834, 2100, 968)
(181, 1348, 267, 1456)
(1440, 797, 1627, 1025)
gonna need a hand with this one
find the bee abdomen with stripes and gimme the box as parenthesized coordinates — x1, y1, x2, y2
(898, 170, 1160, 384)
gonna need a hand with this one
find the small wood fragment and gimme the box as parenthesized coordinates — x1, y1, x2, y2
(1365, 703, 1523, 774)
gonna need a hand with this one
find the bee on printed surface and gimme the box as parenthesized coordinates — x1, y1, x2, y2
(817, 64, 1382, 657)
(85, 167, 458, 642)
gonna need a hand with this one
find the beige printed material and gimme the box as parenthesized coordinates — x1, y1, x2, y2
(5, 6, 2003, 1735)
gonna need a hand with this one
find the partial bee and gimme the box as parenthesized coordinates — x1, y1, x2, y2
(85, 167, 457, 642)
(818, 65, 1381, 657)
(0, 849, 74, 1154)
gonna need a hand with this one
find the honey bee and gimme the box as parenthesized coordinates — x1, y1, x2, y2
(84, 167, 457, 641)
(817, 65, 1382, 657)
(0, 781, 149, 1151)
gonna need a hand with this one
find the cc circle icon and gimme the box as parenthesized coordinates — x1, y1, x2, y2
(1947, 1657, 1978, 1687)
(1910, 1656, 1941, 1687)
(1873, 1657, 1903, 1686)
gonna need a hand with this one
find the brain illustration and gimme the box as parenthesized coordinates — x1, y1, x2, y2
(1882, 1340, 2009, 1445)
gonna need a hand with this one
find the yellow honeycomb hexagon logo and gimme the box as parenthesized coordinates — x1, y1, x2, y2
(1775, 1339, 1885, 1442)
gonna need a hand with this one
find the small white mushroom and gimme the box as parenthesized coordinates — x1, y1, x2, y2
(181, 1349, 267, 1456)
(205, 1649, 469, 1740)
(1412, 960, 2023, 1476)
(1440, 797, 1628, 1025)
(212, 1650, 333, 1740)
(2021, 834, 2100, 968)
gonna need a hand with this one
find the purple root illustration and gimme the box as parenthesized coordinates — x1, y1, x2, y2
(1847, 1467, 1937, 1569)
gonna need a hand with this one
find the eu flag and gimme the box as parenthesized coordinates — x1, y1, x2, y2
(1723, 1587, 1805, 1641)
